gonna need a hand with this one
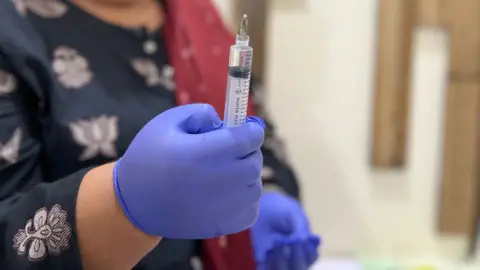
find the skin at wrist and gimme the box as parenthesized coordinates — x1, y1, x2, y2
(76, 163, 161, 270)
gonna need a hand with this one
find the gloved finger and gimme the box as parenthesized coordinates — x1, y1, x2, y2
(215, 194, 262, 235)
(232, 118, 265, 159)
(182, 104, 223, 134)
(294, 206, 311, 240)
(270, 194, 309, 242)
(271, 213, 294, 236)
(256, 262, 267, 270)
(305, 237, 320, 266)
(251, 231, 287, 263)
(261, 193, 295, 235)
(191, 116, 265, 159)
(266, 245, 289, 270)
(309, 234, 321, 247)
(289, 242, 308, 270)
(246, 116, 266, 129)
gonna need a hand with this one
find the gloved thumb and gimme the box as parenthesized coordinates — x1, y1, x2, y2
(271, 213, 294, 235)
(183, 104, 223, 134)
(262, 192, 295, 235)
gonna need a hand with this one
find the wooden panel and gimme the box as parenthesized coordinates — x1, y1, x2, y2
(437, 0, 480, 237)
(234, 0, 268, 81)
(415, 0, 442, 27)
(371, 0, 416, 168)
(438, 82, 480, 234)
(441, 0, 480, 78)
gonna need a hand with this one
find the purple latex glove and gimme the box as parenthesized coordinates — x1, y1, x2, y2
(114, 104, 266, 239)
(252, 190, 321, 270)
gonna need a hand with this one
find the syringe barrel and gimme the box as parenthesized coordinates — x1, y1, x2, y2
(229, 41, 253, 69)
(223, 42, 253, 127)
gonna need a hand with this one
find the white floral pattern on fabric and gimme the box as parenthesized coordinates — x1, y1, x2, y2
(69, 115, 119, 161)
(0, 69, 17, 94)
(181, 47, 194, 60)
(52, 46, 93, 89)
(131, 59, 176, 90)
(13, 205, 71, 262)
(205, 12, 215, 25)
(261, 166, 275, 180)
(0, 128, 22, 164)
(190, 256, 203, 270)
(218, 236, 228, 248)
(17, 0, 68, 18)
(179, 91, 190, 104)
(211, 46, 222, 56)
(11, 0, 27, 16)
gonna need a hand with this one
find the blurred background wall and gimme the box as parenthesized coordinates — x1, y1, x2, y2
(213, 0, 465, 260)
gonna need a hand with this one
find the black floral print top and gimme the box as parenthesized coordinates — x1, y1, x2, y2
(0, 1, 299, 269)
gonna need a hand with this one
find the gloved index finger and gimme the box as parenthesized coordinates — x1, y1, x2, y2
(230, 119, 265, 158)
(195, 117, 265, 158)
(289, 242, 308, 270)
(246, 116, 266, 129)
(305, 239, 320, 266)
(266, 246, 289, 270)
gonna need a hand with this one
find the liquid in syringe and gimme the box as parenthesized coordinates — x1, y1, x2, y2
(223, 14, 253, 128)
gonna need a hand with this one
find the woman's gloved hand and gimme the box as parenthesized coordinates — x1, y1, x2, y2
(252, 190, 321, 270)
(113, 104, 266, 239)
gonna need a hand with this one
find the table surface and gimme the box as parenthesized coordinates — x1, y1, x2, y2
(312, 259, 361, 270)
(311, 259, 480, 270)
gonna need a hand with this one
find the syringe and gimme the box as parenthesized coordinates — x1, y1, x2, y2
(223, 14, 253, 128)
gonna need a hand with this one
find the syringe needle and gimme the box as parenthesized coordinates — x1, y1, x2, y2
(238, 14, 248, 40)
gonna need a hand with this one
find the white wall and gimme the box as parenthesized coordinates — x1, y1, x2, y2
(211, 0, 234, 26)
(214, 0, 465, 259)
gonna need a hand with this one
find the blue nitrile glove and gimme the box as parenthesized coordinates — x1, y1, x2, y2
(113, 104, 266, 239)
(252, 190, 321, 270)
(259, 239, 320, 270)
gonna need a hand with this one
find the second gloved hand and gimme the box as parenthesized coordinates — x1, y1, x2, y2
(114, 104, 265, 239)
(252, 190, 321, 270)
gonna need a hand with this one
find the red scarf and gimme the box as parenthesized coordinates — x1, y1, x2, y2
(163, 0, 257, 270)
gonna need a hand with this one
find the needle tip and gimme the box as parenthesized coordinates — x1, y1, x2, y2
(238, 14, 248, 38)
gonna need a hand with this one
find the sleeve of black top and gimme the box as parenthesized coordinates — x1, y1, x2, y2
(250, 78, 300, 199)
(0, 55, 86, 269)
